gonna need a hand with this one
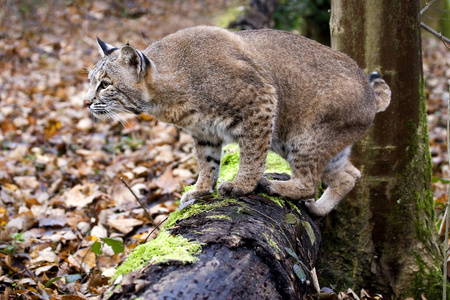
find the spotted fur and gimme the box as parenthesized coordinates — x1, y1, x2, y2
(85, 26, 391, 216)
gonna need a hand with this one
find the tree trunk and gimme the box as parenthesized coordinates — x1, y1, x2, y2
(101, 174, 321, 300)
(319, 1, 442, 298)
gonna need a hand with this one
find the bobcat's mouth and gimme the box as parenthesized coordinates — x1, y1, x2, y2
(89, 106, 142, 122)
(91, 110, 108, 117)
(88, 105, 108, 116)
(87, 102, 111, 119)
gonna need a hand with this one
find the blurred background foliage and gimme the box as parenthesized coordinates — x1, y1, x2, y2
(2, 0, 450, 44)
(273, 0, 330, 45)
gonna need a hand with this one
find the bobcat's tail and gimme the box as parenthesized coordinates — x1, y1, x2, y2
(369, 72, 391, 113)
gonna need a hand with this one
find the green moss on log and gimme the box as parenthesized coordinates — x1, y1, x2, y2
(164, 198, 239, 229)
(263, 232, 281, 254)
(219, 144, 241, 182)
(114, 143, 294, 278)
(258, 193, 285, 207)
(205, 214, 233, 221)
(114, 231, 203, 278)
(265, 151, 292, 175)
(218, 144, 291, 182)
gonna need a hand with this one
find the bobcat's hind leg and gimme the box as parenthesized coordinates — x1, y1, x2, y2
(257, 144, 321, 200)
(304, 147, 361, 217)
(180, 138, 222, 203)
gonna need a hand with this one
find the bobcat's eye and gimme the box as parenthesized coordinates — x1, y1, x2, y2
(99, 81, 110, 90)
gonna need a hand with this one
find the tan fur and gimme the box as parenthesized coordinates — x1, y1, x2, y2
(85, 26, 391, 216)
(371, 77, 391, 112)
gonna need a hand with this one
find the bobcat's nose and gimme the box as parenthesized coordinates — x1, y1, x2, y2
(84, 99, 92, 108)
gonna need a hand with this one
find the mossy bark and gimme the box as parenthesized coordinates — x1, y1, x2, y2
(319, 1, 442, 298)
(101, 174, 321, 300)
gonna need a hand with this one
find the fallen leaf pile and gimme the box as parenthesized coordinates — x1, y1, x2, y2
(423, 37, 450, 218)
(0, 0, 449, 298)
(0, 0, 231, 298)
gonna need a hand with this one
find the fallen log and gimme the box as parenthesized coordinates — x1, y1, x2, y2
(101, 173, 321, 300)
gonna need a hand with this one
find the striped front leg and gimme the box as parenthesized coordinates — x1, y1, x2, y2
(180, 138, 222, 203)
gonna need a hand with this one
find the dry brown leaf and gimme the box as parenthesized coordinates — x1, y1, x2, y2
(13, 176, 40, 189)
(97, 255, 122, 270)
(109, 184, 137, 209)
(64, 183, 100, 208)
(70, 248, 96, 273)
(155, 168, 180, 194)
(35, 264, 57, 276)
(2, 183, 18, 192)
(76, 118, 93, 131)
(132, 165, 149, 176)
(60, 295, 87, 300)
(90, 225, 108, 239)
(0, 275, 14, 284)
(107, 218, 143, 235)
(5, 217, 25, 230)
(39, 217, 67, 227)
(149, 204, 170, 216)
(29, 247, 58, 265)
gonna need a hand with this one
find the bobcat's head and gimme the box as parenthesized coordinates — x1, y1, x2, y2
(85, 38, 155, 119)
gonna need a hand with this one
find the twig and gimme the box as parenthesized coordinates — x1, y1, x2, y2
(120, 177, 153, 222)
(122, 154, 194, 243)
(440, 32, 450, 49)
(420, 0, 437, 15)
(144, 216, 168, 243)
(421, 22, 450, 44)
(80, 247, 93, 275)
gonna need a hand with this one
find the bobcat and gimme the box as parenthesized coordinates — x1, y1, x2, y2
(85, 26, 391, 216)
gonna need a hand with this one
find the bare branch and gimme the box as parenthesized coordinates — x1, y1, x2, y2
(120, 177, 153, 222)
(421, 22, 450, 44)
(144, 216, 168, 243)
(440, 32, 450, 49)
(420, 0, 437, 15)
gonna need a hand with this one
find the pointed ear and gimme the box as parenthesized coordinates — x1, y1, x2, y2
(97, 37, 118, 57)
(118, 45, 151, 78)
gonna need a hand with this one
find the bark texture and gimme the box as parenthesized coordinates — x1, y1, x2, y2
(102, 174, 321, 300)
(319, 1, 442, 298)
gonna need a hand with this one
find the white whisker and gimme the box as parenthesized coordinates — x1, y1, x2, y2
(116, 113, 132, 129)
(107, 111, 127, 128)
(110, 110, 132, 129)
(112, 106, 143, 122)
(111, 107, 141, 124)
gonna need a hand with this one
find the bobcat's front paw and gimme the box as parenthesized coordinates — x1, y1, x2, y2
(180, 190, 209, 204)
(218, 181, 247, 198)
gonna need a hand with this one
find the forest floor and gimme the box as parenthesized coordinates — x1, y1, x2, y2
(0, 1, 449, 299)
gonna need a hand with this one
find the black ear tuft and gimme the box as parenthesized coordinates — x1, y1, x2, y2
(97, 37, 118, 57)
